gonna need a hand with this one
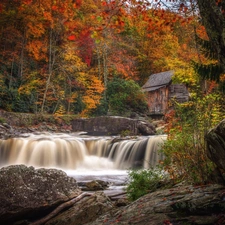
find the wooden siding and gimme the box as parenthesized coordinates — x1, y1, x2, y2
(147, 84, 189, 114)
(147, 86, 169, 114)
(169, 84, 189, 103)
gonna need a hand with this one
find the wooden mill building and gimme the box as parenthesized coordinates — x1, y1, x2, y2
(142, 70, 189, 115)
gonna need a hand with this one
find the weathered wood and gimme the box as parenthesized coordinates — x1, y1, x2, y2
(147, 84, 189, 114)
(143, 71, 189, 114)
(147, 86, 169, 114)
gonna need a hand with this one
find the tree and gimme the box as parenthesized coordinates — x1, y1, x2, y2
(0, 0, 219, 115)
(106, 77, 148, 115)
(197, 0, 225, 72)
(156, 0, 225, 86)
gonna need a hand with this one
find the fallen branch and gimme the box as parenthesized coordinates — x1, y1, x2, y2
(30, 192, 93, 225)
(108, 191, 127, 199)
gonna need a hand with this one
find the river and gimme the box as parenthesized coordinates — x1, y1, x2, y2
(0, 132, 167, 196)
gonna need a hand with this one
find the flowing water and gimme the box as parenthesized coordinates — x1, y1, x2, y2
(0, 133, 167, 189)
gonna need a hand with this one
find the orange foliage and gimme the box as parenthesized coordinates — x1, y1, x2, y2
(0, 0, 214, 114)
(207, 81, 218, 94)
(81, 75, 105, 116)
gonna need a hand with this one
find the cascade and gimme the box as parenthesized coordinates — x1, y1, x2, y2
(0, 133, 167, 171)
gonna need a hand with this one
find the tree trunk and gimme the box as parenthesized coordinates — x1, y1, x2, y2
(18, 30, 26, 77)
(197, 0, 225, 72)
(41, 27, 54, 113)
(103, 43, 108, 101)
(97, 46, 102, 80)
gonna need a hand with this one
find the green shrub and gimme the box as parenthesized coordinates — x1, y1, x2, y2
(106, 77, 148, 115)
(120, 129, 131, 137)
(162, 93, 225, 184)
(126, 167, 166, 201)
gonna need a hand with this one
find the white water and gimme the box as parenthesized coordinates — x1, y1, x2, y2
(0, 133, 167, 181)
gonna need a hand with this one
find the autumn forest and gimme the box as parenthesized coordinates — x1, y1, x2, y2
(0, 0, 224, 118)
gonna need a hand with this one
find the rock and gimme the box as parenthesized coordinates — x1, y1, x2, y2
(45, 191, 114, 225)
(0, 110, 74, 139)
(130, 112, 139, 119)
(114, 198, 129, 207)
(95, 180, 109, 188)
(2, 123, 11, 129)
(137, 121, 156, 135)
(206, 119, 225, 171)
(1, 165, 225, 225)
(0, 165, 81, 225)
(85, 184, 225, 225)
(79, 180, 109, 191)
(0, 111, 157, 138)
(71, 116, 156, 136)
(205, 119, 225, 183)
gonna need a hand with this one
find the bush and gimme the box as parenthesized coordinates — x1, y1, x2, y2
(126, 167, 166, 201)
(162, 93, 225, 184)
(106, 77, 148, 115)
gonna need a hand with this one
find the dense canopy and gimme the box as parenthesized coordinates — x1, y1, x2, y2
(0, 0, 224, 115)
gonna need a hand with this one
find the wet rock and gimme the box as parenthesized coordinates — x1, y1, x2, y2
(0, 165, 81, 225)
(95, 180, 109, 188)
(85, 184, 225, 225)
(79, 180, 109, 191)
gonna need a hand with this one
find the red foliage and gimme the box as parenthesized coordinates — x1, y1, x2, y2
(164, 109, 181, 134)
(207, 81, 218, 94)
(163, 220, 173, 225)
(23, 0, 32, 5)
(52, 5, 57, 11)
(76, 29, 94, 66)
(75, 0, 82, 7)
(68, 35, 76, 41)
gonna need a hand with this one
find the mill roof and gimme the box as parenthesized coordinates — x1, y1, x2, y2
(142, 70, 174, 91)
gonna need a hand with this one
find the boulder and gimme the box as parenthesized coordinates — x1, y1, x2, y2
(85, 184, 225, 225)
(45, 191, 114, 225)
(137, 121, 155, 135)
(1, 165, 225, 225)
(78, 180, 109, 191)
(0, 165, 81, 225)
(205, 119, 225, 171)
(71, 116, 156, 136)
(0, 165, 115, 225)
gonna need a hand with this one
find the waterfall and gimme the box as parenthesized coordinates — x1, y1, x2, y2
(0, 133, 167, 171)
